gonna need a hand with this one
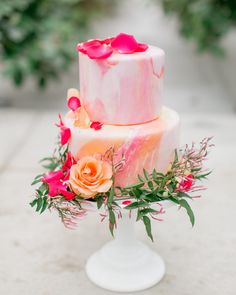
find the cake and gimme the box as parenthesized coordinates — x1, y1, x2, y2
(65, 33, 180, 188)
(31, 32, 212, 243)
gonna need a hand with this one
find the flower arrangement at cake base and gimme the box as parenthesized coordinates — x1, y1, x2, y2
(30, 101, 212, 291)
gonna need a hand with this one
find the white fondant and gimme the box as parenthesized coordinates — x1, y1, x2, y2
(79, 46, 165, 125)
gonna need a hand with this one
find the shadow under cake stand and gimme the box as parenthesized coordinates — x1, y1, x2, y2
(85, 201, 173, 292)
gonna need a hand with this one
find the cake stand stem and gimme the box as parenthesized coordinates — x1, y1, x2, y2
(85, 209, 165, 292)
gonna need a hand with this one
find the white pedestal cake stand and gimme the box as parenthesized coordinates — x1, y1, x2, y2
(85, 201, 173, 292)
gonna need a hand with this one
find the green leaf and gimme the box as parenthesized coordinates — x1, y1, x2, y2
(30, 198, 38, 208)
(108, 186, 115, 204)
(36, 189, 43, 197)
(178, 192, 192, 199)
(170, 197, 195, 226)
(147, 180, 154, 190)
(142, 216, 153, 242)
(143, 169, 150, 180)
(138, 174, 145, 182)
(137, 208, 157, 221)
(36, 198, 43, 212)
(96, 195, 104, 209)
(131, 188, 143, 199)
(124, 182, 144, 190)
(108, 209, 116, 236)
(195, 170, 212, 180)
(124, 201, 149, 210)
(40, 197, 48, 214)
(31, 178, 42, 185)
(179, 199, 195, 226)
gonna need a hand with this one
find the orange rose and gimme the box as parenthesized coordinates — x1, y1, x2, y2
(69, 156, 113, 198)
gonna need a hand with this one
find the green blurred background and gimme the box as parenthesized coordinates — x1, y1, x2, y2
(1, 0, 236, 89)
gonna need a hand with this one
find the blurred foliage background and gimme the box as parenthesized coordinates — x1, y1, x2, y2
(0, 0, 235, 88)
(0, 0, 114, 88)
(160, 0, 236, 55)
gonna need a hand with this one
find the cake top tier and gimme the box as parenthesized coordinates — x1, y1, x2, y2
(77, 33, 165, 125)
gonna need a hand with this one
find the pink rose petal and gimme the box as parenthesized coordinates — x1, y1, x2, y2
(67, 96, 81, 111)
(86, 44, 113, 60)
(60, 126, 71, 145)
(90, 121, 103, 130)
(135, 43, 148, 52)
(111, 33, 138, 53)
(76, 39, 101, 54)
(101, 37, 115, 45)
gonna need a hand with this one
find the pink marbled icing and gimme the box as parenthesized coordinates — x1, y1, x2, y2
(79, 46, 165, 125)
(64, 107, 180, 187)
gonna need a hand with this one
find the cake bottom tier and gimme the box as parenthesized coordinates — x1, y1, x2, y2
(65, 106, 180, 187)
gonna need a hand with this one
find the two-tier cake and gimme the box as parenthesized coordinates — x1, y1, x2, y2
(65, 33, 180, 188)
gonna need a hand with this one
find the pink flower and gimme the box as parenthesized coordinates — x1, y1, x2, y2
(43, 170, 76, 200)
(62, 152, 76, 171)
(56, 114, 71, 145)
(47, 180, 67, 197)
(60, 127, 71, 145)
(42, 170, 64, 183)
(90, 121, 103, 130)
(177, 174, 194, 192)
(61, 190, 76, 201)
(67, 96, 81, 111)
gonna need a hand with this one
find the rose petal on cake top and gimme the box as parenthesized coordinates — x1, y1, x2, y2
(135, 43, 149, 52)
(67, 96, 81, 111)
(86, 44, 113, 60)
(111, 33, 138, 53)
(101, 37, 115, 45)
(76, 39, 101, 54)
(90, 121, 103, 130)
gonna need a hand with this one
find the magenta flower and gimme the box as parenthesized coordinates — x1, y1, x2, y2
(42, 169, 76, 200)
(56, 114, 71, 145)
(62, 152, 76, 171)
(177, 174, 194, 192)
(42, 170, 64, 183)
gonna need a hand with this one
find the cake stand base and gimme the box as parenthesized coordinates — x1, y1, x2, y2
(85, 210, 165, 292)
